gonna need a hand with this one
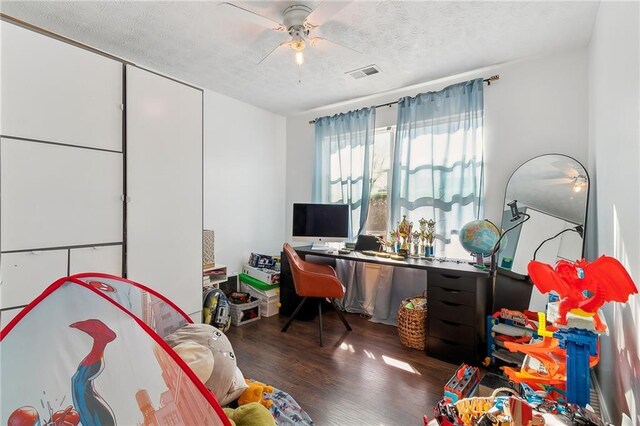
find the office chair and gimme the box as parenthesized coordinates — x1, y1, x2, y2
(281, 243, 352, 346)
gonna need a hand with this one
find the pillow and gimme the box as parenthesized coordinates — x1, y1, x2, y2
(165, 324, 239, 405)
(172, 341, 215, 384)
(225, 366, 249, 406)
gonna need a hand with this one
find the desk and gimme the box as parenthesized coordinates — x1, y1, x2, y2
(281, 246, 490, 364)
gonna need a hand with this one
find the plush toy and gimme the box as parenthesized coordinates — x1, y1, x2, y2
(164, 324, 248, 406)
(238, 379, 274, 409)
(223, 402, 275, 426)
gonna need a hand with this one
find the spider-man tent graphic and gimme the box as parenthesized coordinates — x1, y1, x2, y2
(0, 273, 231, 426)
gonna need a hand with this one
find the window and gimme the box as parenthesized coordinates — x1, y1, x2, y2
(363, 126, 394, 236)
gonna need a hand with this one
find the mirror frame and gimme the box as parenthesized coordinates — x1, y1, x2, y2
(498, 153, 590, 277)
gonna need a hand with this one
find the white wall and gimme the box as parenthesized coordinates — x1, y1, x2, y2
(589, 2, 640, 424)
(286, 48, 589, 242)
(204, 90, 286, 274)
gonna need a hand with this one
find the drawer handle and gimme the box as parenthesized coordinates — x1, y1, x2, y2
(440, 319, 461, 327)
(440, 338, 461, 346)
(441, 287, 460, 294)
(440, 274, 461, 279)
(441, 301, 462, 307)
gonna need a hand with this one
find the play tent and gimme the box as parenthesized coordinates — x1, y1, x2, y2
(0, 273, 231, 426)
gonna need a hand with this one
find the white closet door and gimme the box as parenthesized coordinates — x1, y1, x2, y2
(1, 308, 22, 330)
(69, 245, 122, 276)
(126, 66, 202, 315)
(0, 138, 123, 251)
(0, 250, 68, 309)
(0, 21, 122, 151)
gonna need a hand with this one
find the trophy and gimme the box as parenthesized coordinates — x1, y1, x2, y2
(397, 215, 413, 257)
(411, 230, 421, 256)
(425, 219, 436, 257)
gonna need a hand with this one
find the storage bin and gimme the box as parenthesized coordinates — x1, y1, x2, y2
(397, 294, 427, 350)
(240, 274, 280, 317)
(229, 296, 260, 326)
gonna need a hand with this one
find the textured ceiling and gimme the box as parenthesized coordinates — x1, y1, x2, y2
(1, 1, 600, 116)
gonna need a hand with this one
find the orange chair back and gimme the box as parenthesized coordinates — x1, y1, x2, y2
(283, 243, 344, 299)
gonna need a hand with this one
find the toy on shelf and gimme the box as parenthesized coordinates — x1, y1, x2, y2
(443, 364, 480, 404)
(528, 256, 637, 332)
(485, 309, 537, 369)
(501, 255, 637, 407)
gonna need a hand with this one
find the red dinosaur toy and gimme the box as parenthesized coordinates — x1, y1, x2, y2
(527, 256, 637, 332)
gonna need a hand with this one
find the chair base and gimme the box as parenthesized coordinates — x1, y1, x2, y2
(281, 297, 352, 347)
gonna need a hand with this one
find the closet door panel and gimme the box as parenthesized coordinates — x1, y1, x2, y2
(0, 21, 122, 151)
(0, 138, 123, 251)
(126, 65, 202, 315)
(69, 245, 122, 276)
(0, 250, 68, 309)
(1, 308, 21, 329)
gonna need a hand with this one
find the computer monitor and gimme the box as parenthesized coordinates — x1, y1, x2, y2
(292, 203, 349, 250)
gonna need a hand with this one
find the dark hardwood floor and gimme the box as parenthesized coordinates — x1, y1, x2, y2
(225, 310, 458, 426)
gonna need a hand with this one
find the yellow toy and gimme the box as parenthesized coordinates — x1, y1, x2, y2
(223, 402, 275, 426)
(238, 379, 274, 409)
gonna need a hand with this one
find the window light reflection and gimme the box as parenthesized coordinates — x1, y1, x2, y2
(363, 349, 376, 360)
(381, 355, 421, 375)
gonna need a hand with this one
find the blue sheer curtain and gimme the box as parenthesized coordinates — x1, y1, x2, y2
(390, 79, 484, 256)
(312, 107, 376, 240)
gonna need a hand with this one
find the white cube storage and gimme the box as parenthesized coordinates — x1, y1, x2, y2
(229, 297, 260, 326)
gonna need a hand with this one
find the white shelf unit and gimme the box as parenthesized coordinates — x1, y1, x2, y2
(203, 264, 228, 288)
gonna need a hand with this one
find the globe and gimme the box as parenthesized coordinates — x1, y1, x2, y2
(459, 219, 501, 257)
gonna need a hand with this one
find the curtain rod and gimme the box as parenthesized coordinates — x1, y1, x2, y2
(308, 74, 499, 124)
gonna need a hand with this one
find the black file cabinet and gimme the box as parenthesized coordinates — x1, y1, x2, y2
(426, 270, 489, 364)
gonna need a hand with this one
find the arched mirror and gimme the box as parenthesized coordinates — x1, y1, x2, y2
(497, 154, 589, 276)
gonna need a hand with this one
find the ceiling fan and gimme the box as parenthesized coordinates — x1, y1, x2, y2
(219, 1, 359, 66)
(541, 160, 588, 192)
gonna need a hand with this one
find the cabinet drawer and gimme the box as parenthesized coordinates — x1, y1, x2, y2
(429, 286, 475, 307)
(427, 336, 476, 364)
(429, 318, 475, 342)
(428, 271, 478, 293)
(429, 299, 475, 325)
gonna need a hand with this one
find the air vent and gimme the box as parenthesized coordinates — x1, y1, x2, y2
(346, 64, 382, 79)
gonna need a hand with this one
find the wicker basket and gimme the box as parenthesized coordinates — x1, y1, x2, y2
(397, 294, 427, 350)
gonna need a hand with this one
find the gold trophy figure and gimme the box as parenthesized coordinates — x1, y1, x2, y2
(425, 219, 436, 257)
(398, 215, 413, 256)
(411, 230, 421, 256)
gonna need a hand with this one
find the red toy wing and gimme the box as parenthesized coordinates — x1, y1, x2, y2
(585, 256, 638, 302)
(528, 261, 571, 297)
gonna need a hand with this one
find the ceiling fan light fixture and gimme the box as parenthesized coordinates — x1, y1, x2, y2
(290, 34, 305, 52)
(295, 51, 305, 65)
(573, 175, 587, 193)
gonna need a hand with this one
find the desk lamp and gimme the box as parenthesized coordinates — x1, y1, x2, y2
(489, 200, 531, 278)
(489, 200, 531, 311)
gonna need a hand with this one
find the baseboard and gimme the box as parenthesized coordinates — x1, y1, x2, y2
(591, 370, 612, 424)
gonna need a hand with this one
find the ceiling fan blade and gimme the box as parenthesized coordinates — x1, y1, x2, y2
(258, 41, 292, 65)
(219, 2, 286, 32)
(550, 159, 579, 178)
(543, 177, 573, 185)
(304, 1, 351, 29)
(309, 36, 361, 54)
